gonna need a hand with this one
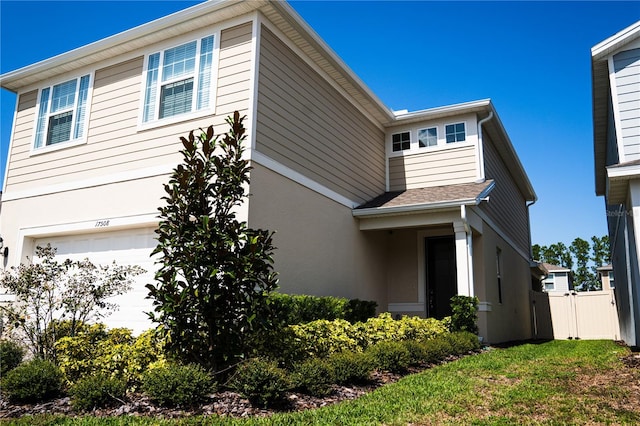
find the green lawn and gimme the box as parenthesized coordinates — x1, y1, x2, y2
(5, 340, 639, 425)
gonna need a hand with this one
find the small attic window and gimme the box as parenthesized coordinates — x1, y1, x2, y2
(445, 122, 466, 143)
(392, 132, 410, 152)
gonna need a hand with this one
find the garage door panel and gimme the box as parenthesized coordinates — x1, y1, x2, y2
(34, 228, 159, 335)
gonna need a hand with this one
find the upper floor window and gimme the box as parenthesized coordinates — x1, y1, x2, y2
(608, 271, 615, 288)
(544, 273, 555, 291)
(33, 74, 91, 149)
(445, 122, 466, 143)
(392, 132, 410, 152)
(142, 35, 215, 123)
(418, 127, 437, 148)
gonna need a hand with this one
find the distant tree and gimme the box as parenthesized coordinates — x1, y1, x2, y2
(147, 112, 278, 373)
(570, 237, 594, 290)
(537, 242, 572, 269)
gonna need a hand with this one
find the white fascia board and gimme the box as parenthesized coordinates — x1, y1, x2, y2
(607, 163, 640, 180)
(591, 20, 640, 60)
(390, 99, 492, 125)
(352, 199, 477, 218)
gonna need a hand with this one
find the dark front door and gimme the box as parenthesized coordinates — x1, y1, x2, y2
(426, 236, 457, 319)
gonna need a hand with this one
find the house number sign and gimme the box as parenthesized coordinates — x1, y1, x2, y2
(95, 220, 111, 228)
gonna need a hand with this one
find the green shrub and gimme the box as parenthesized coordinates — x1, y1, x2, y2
(366, 341, 411, 373)
(327, 351, 374, 385)
(450, 295, 479, 334)
(56, 327, 164, 389)
(290, 358, 334, 397)
(142, 363, 213, 408)
(421, 336, 454, 364)
(402, 340, 428, 366)
(69, 373, 127, 412)
(344, 299, 377, 323)
(445, 331, 481, 355)
(361, 313, 448, 347)
(1, 359, 63, 403)
(0, 340, 25, 375)
(290, 319, 362, 359)
(231, 358, 290, 408)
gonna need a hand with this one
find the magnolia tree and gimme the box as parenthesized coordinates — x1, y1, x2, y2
(0, 244, 143, 360)
(147, 112, 278, 373)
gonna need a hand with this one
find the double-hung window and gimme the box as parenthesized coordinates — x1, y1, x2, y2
(543, 273, 555, 292)
(33, 75, 91, 149)
(142, 35, 215, 123)
(445, 122, 466, 143)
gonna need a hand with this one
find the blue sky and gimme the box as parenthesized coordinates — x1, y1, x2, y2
(1, 1, 639, 248)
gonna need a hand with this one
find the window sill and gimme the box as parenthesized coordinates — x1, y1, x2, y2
(137, 108, 216, 132)
(388, 141, 475, 158)
(29, 139, 87, 157)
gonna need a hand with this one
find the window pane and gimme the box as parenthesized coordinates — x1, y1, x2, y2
(160, 78, 194, 118)
(73, 75, 91, 139)
(162, 41, 197, 82)
(47, 111, 73, 145)
(143, 53, 160, 123)
(51, 79, 77, 113)
(392, 132, 410, 151)
(34, 87, 50, 148)
(446, 123, 465, 143)
(419, 127, 437, 147)
(197, 35, 214, 110)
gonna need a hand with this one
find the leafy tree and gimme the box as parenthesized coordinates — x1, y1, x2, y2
(537, 242, 573, 269)
(147, 112, 278, 372)
(0, 245, 143, 361)
(570, 237, 593, 290)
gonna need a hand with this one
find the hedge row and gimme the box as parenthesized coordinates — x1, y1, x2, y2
(268, 293, 377, 325)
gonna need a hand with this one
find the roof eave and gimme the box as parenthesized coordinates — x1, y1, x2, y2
(0, 0, 265, 92)
(353, 198, 476, 218)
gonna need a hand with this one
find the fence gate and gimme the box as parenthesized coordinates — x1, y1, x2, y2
(531, 290, 621, 340)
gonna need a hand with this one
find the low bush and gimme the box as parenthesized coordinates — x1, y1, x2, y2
(421, 336, 454, 364)
(445, 331, 481, 355)
(142, 363, 213, 408)
(56, 326, 165, 389)
(268, 293, 377, 326)
(69, 373, 127, 412)
(366, 340, 412, 373)
(290, 358, 334, 397)
(450, 295, 479, 334)
(231, 358, 290, 408)
(402, 340, 428, 366)
(1, 359, 63, 403)
(0, 340, 25, 375)
(344, 299, 378, 323)
(327, 350, 374, 385)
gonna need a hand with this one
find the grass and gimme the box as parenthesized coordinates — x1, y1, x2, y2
(4, 340, 638, 425)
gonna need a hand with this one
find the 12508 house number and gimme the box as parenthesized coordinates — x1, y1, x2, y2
(95, 220, 110, 228)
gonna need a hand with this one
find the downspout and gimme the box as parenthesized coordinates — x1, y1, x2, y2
(476, 111, 494, 182)
(460, 204, 474, 297)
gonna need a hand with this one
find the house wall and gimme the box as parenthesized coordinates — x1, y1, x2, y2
(613, 48, 640, 161)
(388, 145, 477, 191)
(547, 271, 571, 293)
(4, 22, 254, 197)
(477, 224, 532, 344)
(385, 114, 479, 191)
(254, 25, 386, 204)
(480, 131, 530, 256)
(246, 163, 388, 304)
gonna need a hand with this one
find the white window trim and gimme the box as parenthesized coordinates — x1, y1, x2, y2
(417, 126, 438, 148)
(137, 30, 220, 131)
(30, 73, 94, 156)
(391, 131, 411, 153)
(444, 121, 467, 144)
(544, 273, 556, 291)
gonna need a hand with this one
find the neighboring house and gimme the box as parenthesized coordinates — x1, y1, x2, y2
(592, 20, 640, 347)
(597, 264, 615, 291)
(0, 0, 536, 343)
(540, 263, 573, 293)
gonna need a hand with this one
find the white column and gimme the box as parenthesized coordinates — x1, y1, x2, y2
(453, 220, 471, 297)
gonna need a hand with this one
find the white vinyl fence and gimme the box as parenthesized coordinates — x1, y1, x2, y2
(531, 290, 621, 340)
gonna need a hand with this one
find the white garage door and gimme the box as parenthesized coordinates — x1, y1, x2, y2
(34, 228, 159, 335)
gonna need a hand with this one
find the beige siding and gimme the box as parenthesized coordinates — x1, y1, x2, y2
(4, 22, 253, 195)
(255, 26, 385, 204)
(480, 132, 530, 255)
(388, 145, 477, 191)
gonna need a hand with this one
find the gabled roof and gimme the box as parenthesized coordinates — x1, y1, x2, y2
(541, 263, 571, 273)
(354, 180, 494, 217)
(592, 20, 640, 196)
